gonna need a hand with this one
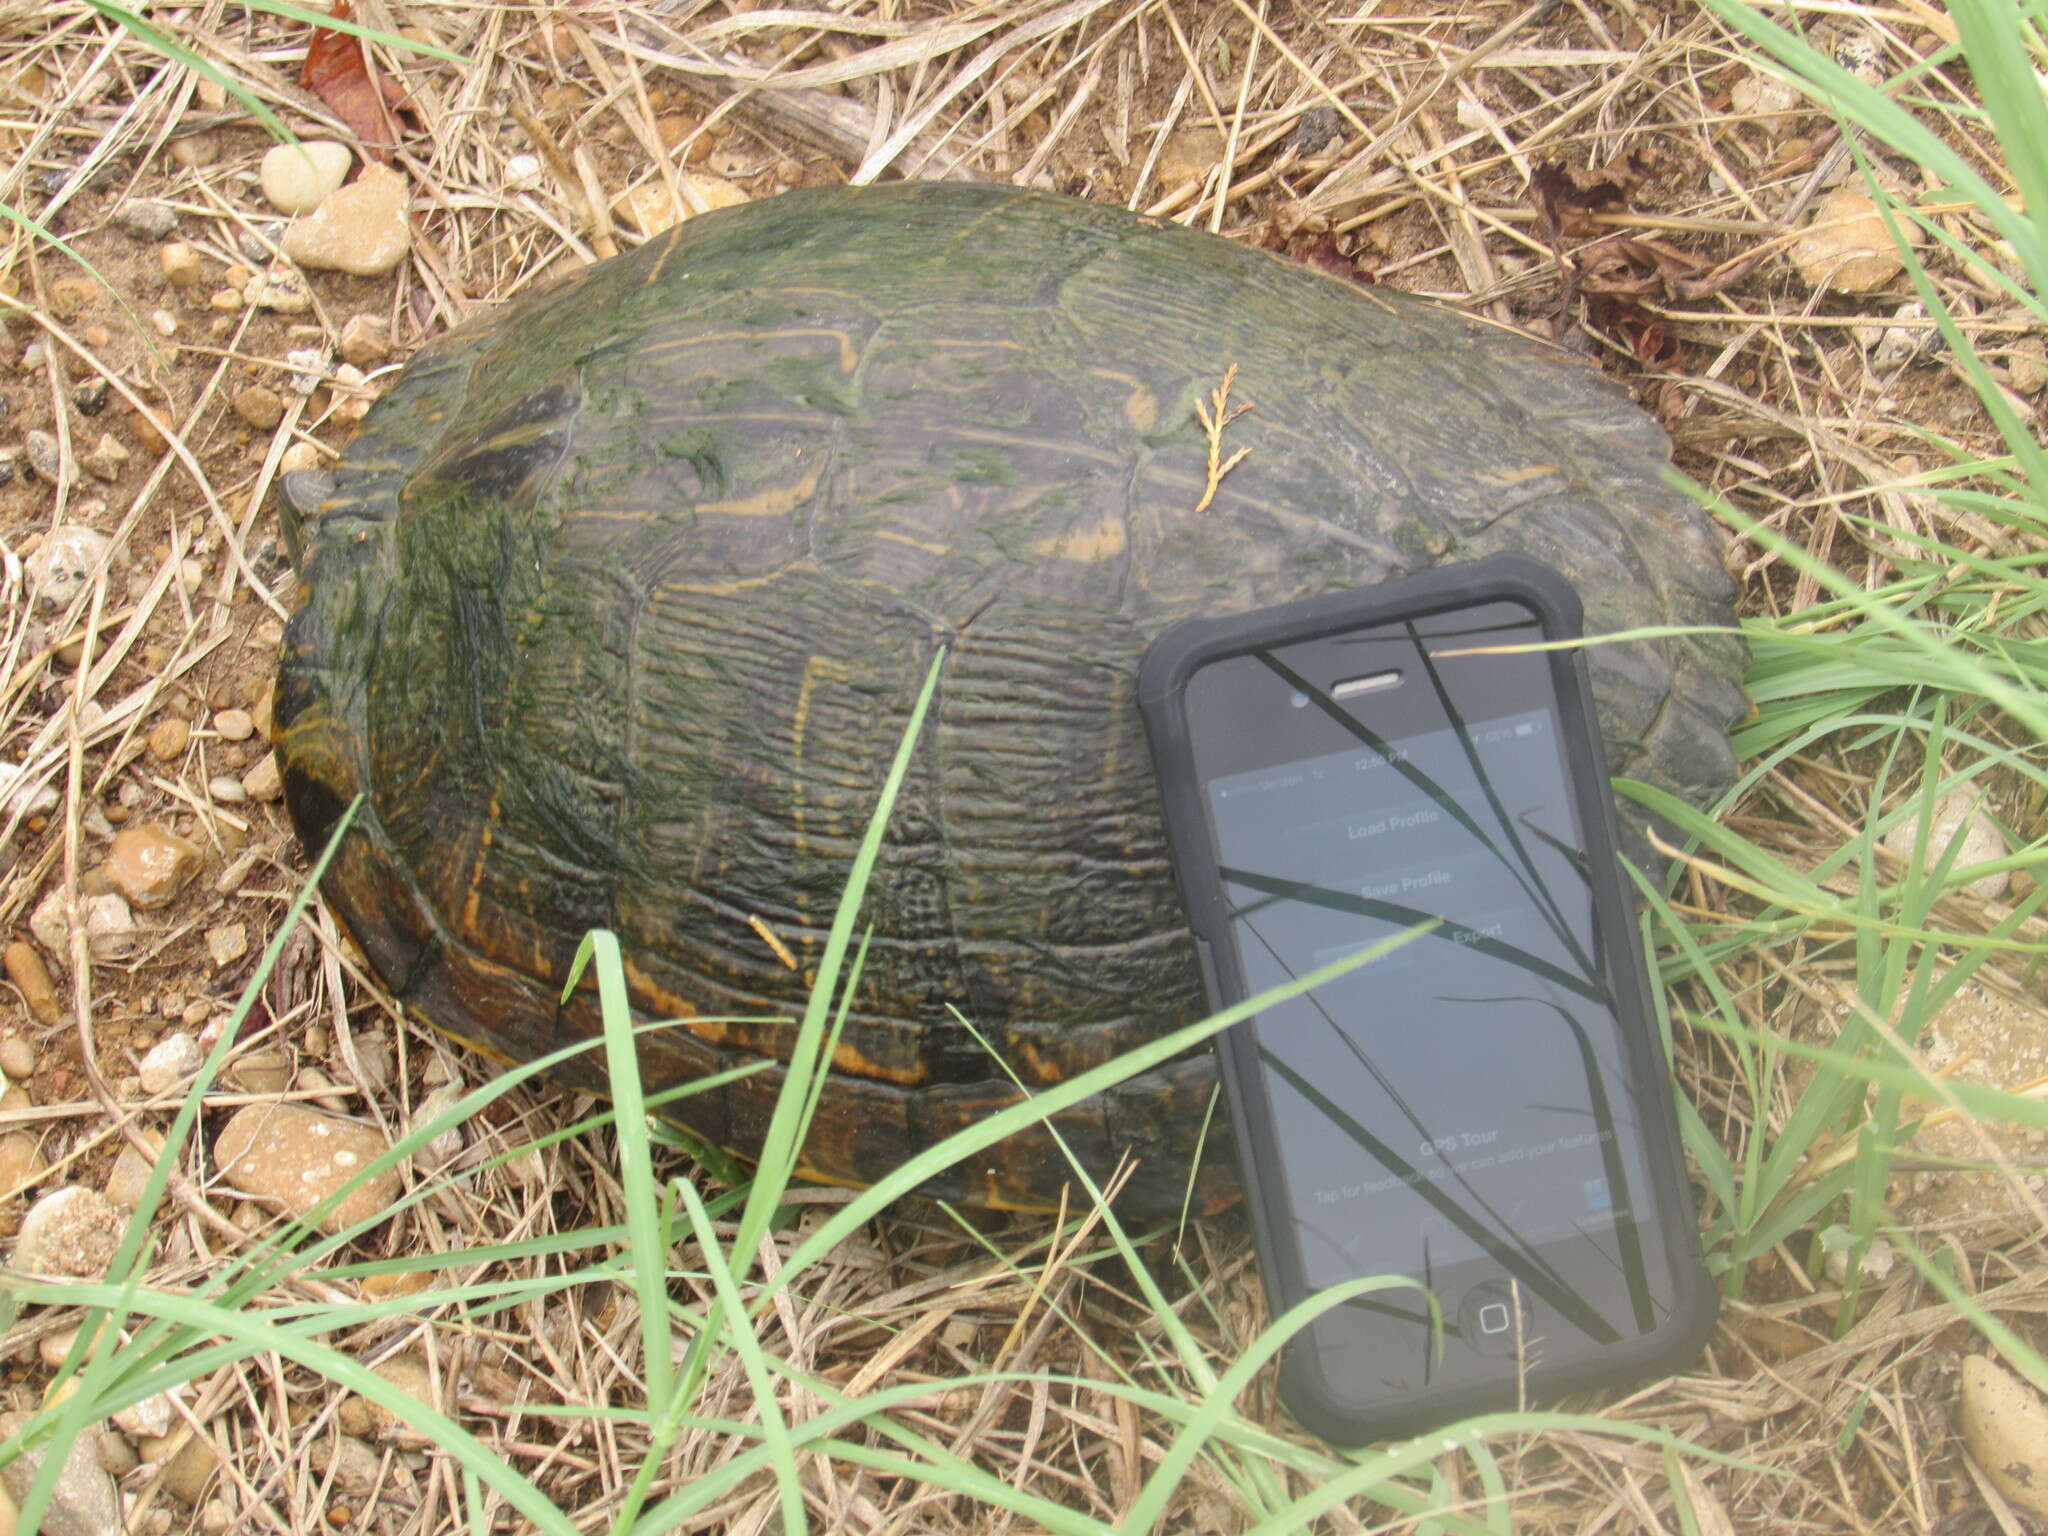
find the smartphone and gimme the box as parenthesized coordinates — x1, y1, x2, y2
(1138, 555, 1716, 1445)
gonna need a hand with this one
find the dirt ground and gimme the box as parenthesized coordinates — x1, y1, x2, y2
(1, 0, 2044, 1533)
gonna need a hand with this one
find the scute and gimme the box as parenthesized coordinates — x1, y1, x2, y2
(276, 183, 1746, 1214)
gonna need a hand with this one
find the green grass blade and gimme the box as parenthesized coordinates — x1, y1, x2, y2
(562, 931, 673, 1411)
(730, 648, 948, 1283)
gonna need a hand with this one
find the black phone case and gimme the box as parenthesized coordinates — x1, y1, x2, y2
(1137, 553, 1717, 1445)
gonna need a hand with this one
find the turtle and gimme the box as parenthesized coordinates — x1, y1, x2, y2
(275, 181, 1746, 1216)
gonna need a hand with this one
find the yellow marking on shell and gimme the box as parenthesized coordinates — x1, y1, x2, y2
(921, 337, 1026, 354)
(872, 528, 951, 557)
(694, 455, 826, 519)
(461, 418, 561, 459)
(1483, 465, 1563, 485)
(790, 655, 853, 912)
(746, 914, 799, 971)
(459, 793, 501, 937)
(1030, 516, 1127, 564)
(644, 223, 688, 287)
(659, 568, 802, 598)
(827, 1039, 926, 1086)
(411, 1016, 520, 1069)
(1088, 368, 1158, 434)
(639, 327, 860, 374)
(680, 1016, 734, 1046)
(624, 956, 699, 1021)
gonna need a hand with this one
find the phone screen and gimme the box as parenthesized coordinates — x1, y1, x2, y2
(1187, 599, 1682, 1410)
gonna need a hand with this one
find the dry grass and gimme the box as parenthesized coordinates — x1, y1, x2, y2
(0, 1, 2041, 1533)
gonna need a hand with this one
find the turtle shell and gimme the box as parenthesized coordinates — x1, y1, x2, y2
(275, 182, 1745, 1214)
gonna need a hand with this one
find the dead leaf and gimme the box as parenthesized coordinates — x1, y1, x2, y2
(1530, 159, 1631, 240)
(300, 0, 408, 154)
(1256, 204, 1375, 285)
(1283, 232, 1375, 285)
(1585, 292, 1679, 369)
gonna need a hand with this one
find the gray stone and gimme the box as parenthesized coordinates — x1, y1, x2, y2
(25, 526, 112, 614)
(13, 1186, 124, 1279)
(0, 1411, 122, 1536)
(24, 429, 60, 483)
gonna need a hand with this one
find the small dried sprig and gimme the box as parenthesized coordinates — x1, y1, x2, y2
(1193, 363, 1254, 513)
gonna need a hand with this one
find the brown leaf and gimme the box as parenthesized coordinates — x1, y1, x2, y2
(1530, 159, 1630, 240)
(1669, 249, 1770, 301)
(1585, 292, 1680, 369)
(1282, 231, 1375, 285)
(300, 0, 406, 154)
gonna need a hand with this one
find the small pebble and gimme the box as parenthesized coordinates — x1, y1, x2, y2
(0, 1131, 43, 1192)
(13, 1186, 124, 1278)
(232, 385, 283, 431)
(167, 131, 220, 167)
(2008, 343, 2047, 396)
(1793, 188, 1911, 293)
(46, 277, 97, 318)
(260, 140, 352, 215)
(0, 452, 14, 487)
(1884, 787, 2010, 900)
(26, 526, 112, 613)
(3, 944, 57, 1028)
(39, 1325, 87, 1369)
(21, 340, 45, 368)
(223, 263, 252, 291)
(279, 441, 322, 474)
(71, 378, 109, 416)
(215, 708, 255, 741)
(286, 347, 329, 395)
(136, 1428, 221, 1506)
(207, 774, 248, 805)
(209, 289, 242, 313)
(230, 1051, 292, 1095)
(283, 164, 411, 276)
(159, 241, 201, 290)
(131, 407, 171, 456)
(212, 849, 261, 894)
(112, 1391, 176, 1442)
(204, 923, 248, 969)
(85, 893, 137, 959)
(214, 1103, 402, 1233)
(138, 1033, 203, 1094)
(338, 313, 390, 367)
(112, 199, 179, 241)
(0, 1408, 121, 1536)
(103, 1139, 160, 1210)
(106, 824, 203, 910)
(147, 716, 191, 762)
(95, 1426, 138, 1479)
(298, 1066, 349, 1113)
(244, 266, 312, 315)
(27, 890, 68, 955)
(25, 429, 61, 483)
(79, 432, 128, 482)
(349, 1032, 394, 1094)
(308, 1434, 381, 1498)
(241, 755, 282, 803)
(0, 1032, 36, 1079)
(150, 308, 178, 338)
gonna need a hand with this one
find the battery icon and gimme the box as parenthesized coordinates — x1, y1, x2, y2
(1514, 722, 1537, 737)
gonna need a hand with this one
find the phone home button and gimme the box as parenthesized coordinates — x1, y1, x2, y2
(1457, 1281, 1533, 1357)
